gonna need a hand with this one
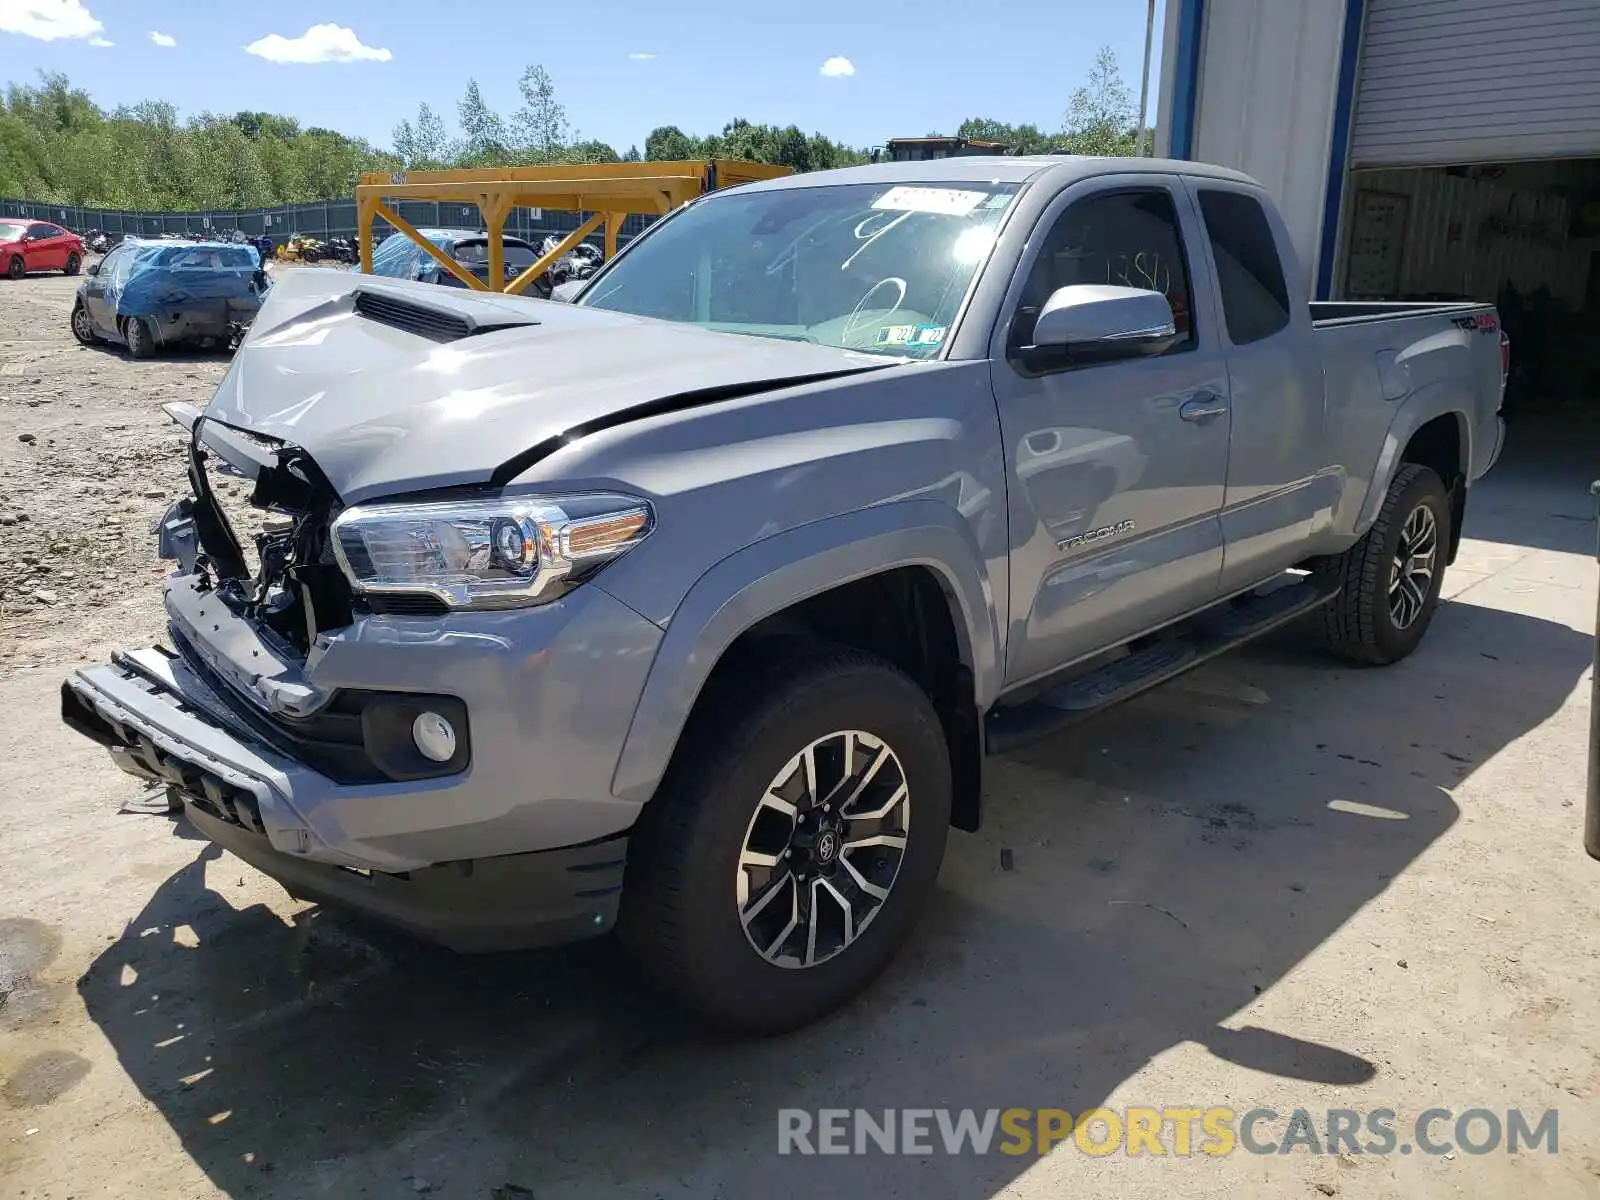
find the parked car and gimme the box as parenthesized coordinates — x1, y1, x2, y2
(369, 227, 547, 292)
(62, 158, 1509, 1032)
(70, 238, 268, 357)
(1, 219, 84, 278)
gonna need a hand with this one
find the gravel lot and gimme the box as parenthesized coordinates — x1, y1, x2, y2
(2, 267, 1599, 1199)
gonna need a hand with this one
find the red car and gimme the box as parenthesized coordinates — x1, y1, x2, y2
(0, 219, 85, 280)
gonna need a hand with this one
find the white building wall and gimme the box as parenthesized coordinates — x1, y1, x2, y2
(1159, 0, 1347, 293)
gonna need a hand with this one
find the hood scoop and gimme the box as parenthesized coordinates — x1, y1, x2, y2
(353, 288, 536, 343)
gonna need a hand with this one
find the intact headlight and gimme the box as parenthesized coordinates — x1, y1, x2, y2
(330, 493, 653, 610)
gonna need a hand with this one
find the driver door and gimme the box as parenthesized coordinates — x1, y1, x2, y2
(989, 175, 1233, 686)
(81, 245, 123, 333)
(26, 224, 63, 271)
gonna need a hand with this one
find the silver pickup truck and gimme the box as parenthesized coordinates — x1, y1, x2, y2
(62, 157, 1507, 1032)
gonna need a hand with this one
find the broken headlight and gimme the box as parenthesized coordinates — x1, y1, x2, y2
(330, 493, 652, 611)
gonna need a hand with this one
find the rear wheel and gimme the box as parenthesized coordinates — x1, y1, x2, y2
(6, 255, 22, 280)
(64, 252, 81, 276)
(70, 302, 96, 346)
(1319, 463, 1451, 664)
(619, 643, 951, 1033)
(123, 316, 156, 359)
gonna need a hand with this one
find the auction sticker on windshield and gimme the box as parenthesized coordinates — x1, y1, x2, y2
(872, 186, 991, 216)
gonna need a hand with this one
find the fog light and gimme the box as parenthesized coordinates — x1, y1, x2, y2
(411, 711, 457, 762)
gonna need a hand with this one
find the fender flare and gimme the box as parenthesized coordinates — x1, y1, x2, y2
(608, 500, 1002, 805)
(1354, 386, 1472, 537)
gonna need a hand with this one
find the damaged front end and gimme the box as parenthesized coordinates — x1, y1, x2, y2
(166, 408, 355, 661)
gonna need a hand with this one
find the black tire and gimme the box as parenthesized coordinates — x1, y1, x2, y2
(64, 252, 81, 276)
(70, 302, 96, 346)
(6, 254, 22, 280)
(1319, 463, 1451, 664)
(123, 316, 156, 359)
(619, 642, 951, 1033)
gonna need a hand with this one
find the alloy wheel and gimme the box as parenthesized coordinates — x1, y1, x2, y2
(71, 305, 92, 343)
(736, 729, 910, 969)
(1388, 503, 1438, 630)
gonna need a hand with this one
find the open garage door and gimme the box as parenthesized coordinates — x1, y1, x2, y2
(1351, 0, 1600, 168)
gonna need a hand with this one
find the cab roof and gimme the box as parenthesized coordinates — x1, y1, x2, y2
(731, 155, 1261, 193)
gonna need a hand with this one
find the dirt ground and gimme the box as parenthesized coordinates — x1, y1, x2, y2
(2, 267, 1599, 1199)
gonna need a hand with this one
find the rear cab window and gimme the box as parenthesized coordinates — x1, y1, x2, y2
(1195, 189, 1291, 345)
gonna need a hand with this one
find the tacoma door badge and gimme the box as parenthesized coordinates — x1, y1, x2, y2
(1059, 519, 1135, 551)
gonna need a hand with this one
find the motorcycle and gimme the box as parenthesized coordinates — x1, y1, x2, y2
(276, 234, 327, 263)
(537, 235, 604, 290)
(321, 236, 359, 265)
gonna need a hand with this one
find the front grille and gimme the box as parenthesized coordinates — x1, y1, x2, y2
(168, 627, 469, 784)
(169, 627, 384, 783)
(354, 290, 472, 342)
(365, 594, 450, 617)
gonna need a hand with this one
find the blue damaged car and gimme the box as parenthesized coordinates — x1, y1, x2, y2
(70, 238, 269, 358)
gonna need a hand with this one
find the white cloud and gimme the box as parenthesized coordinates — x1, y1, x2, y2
(819, 56, 855, 78)
(148, 30, 176, 47)
(245, 23, 392, 64)
(627, 52, 656, 60)
(88, 34, 111, 46)
(0, 0, 104, 41)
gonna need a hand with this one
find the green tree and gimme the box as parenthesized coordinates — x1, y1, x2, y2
(565, 138, 620, 164)
(393, 101, 452, 169)
(456, 79, 508, 164)
(1059, 46, 1139, 156)
(644, 125, 698, 161)
(513, 64, 569, 159)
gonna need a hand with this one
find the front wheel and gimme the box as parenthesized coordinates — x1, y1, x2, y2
(6, 255, 22, 280)
(64, 252, 81, 276)
(1319, 463, 1451, 664)
(619, 643, 951, 1033)
(70, 302, 96, 345)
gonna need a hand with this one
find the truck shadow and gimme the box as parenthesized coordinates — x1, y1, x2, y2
(75, 597, 1589, 1199)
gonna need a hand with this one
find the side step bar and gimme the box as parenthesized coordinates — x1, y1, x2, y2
(984, 575, 1340, 756)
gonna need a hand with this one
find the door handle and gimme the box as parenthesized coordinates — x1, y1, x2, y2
(1179, 392, 1228, 422)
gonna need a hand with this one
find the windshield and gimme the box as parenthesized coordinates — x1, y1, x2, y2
(0, 221, 24, 242)
(579, 181, 1020, 356)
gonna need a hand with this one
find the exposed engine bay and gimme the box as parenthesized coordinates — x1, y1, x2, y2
(182, 417, 356, 657)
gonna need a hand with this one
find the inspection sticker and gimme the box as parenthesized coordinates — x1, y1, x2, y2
(910, 324, 947, 347)
(875, 324, 917, 347)
(871, 186, 990, 216)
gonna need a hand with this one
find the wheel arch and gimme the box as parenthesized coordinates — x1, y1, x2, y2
(1355, 390, 1472, 559)
(609, 501, 1002, 831)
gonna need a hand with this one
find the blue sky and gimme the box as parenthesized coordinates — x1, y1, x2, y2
(1, 0, 1165, 152)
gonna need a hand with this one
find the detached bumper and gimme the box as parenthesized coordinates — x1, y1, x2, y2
(62, 652, 626, 951)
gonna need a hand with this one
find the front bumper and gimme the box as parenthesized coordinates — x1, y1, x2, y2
(61, 570, 664, 948)
(62, 646, 631, 950)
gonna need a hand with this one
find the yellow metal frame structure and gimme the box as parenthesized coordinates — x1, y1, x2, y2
(355, 159, 793, 295)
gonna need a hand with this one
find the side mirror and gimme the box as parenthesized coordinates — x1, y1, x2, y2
(1025, 284, 1178, 362)
(86, 263, 99, 276)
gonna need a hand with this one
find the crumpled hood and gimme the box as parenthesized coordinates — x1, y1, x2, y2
(202, 267, 889, 503)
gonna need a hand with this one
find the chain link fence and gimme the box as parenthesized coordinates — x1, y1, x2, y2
(0, 196, 654, 249)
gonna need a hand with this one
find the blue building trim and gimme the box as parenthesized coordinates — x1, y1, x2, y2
(1169, 0, 1206, 160)
(1315, 0, 1368, 299)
